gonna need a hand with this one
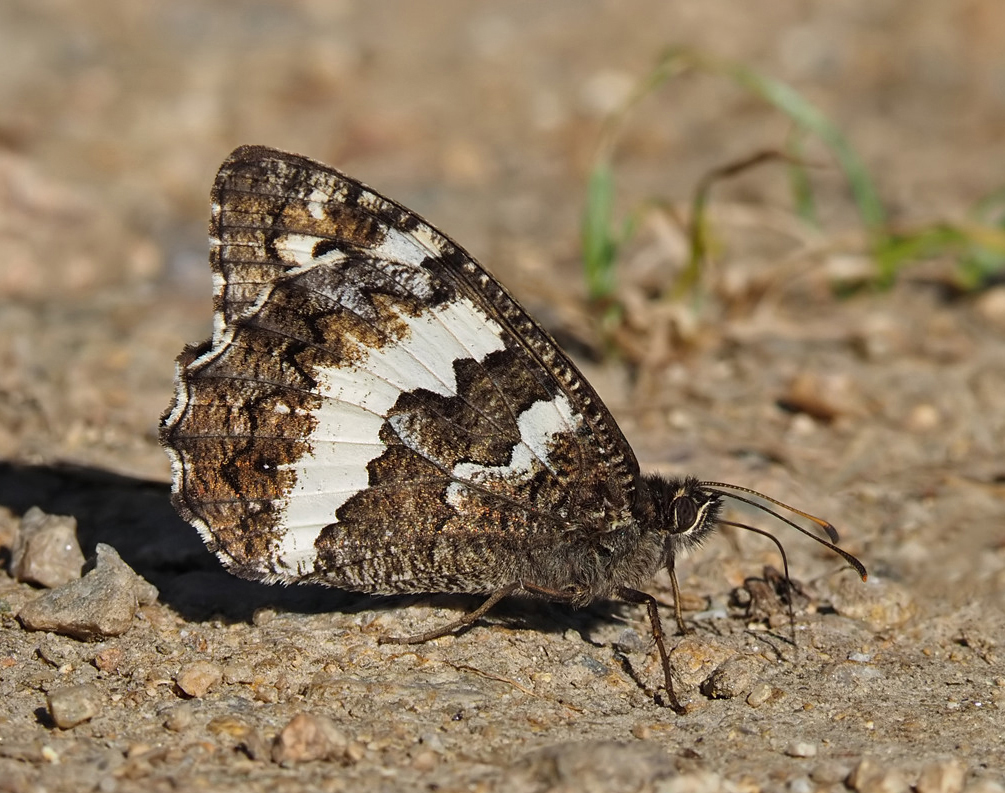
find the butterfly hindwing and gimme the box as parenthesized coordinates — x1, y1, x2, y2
(161, 145, 642, 592)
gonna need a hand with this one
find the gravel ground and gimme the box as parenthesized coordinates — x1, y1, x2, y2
(1, 2, 1004, 791)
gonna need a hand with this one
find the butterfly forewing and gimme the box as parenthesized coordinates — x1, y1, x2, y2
(162, 146, 641, 591)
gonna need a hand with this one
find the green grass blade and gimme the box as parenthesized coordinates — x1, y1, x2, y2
(874, 222, 1005, 289)
(786, 128, 818, 226)
(726, 64, 886, 233)
(581, 162, 619, 302)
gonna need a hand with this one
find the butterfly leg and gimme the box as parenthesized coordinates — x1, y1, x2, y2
(668, 560, 688, 635)
(617, 587, 685, 714)
(379, 582, 520, 645)
(520, 583, 685, 713)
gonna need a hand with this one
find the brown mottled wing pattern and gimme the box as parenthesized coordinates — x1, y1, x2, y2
(161, 145, 642, 594)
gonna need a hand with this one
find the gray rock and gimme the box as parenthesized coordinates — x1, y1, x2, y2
(17, 544, 158, 640)
(10, 507, 85, 588)
(47, 684, 101, 729)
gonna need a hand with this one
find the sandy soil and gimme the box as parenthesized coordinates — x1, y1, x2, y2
(1, 1, 1004, 791)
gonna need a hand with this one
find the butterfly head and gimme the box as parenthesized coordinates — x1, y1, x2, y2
(643, 474, 723, 557)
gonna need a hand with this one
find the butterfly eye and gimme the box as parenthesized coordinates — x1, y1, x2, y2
(671, 496, 699, 533)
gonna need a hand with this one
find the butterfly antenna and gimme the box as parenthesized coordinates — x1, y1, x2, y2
(700, 481, 868, 581)
(701, 481, 838, 541)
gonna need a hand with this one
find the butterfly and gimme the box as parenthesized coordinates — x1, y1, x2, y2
(161, 145, 866, 712)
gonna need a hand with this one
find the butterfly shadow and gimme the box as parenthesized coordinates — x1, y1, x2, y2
(0, 460, 366, 622)
(374, 590, 626, 648)
(0, 460, 628, 638)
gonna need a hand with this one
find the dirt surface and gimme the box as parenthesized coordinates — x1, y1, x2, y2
(2, 2, 1005, 791)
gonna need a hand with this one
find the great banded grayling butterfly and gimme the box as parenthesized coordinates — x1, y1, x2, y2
(161, 146, 867, 712)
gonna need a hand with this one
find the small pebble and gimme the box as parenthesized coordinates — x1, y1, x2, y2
(17, 545, 157, 640)
(411, 749, 439, 772)
(419, 732, 445, 753)
(254, 684, 279, 703)
(11, 507, 85, 588)
(47, 684, 102, 729)
(850, 313, 907, 361)
(207, 715, 253, 738)
(779, 371, 864, 422)
(175, 660, 223, 698)
(906, 403, 940, 433)
(730, 587, 752, 609)
(746, 683, 774, 708)
(37, 637, 78, 668)
(126, 742, 153, 759)
(848, 757, 910, 793)
(975, 285, 1005, 330)
(811, 761, 851, 784)
(826, 253, 874, 287)
(700, 655, 762, 699)
(785, 742, 817, 758)
(271, 712, 348, 765)
(669, 636, 735, 686)
(615, 628, 647, 654)
(788, 777, 813, 793)
(631, 723, 653, 740)
(917, 760, 965, 793)
(162, 702, 195, 732)
(223, 662, 254, 684)
(579, 654, 608, 676)
(345, 741, 366, 764)
(94, 647, 125, 673)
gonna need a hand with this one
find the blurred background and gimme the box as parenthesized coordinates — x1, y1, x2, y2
(5, 2, 1005, 297)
